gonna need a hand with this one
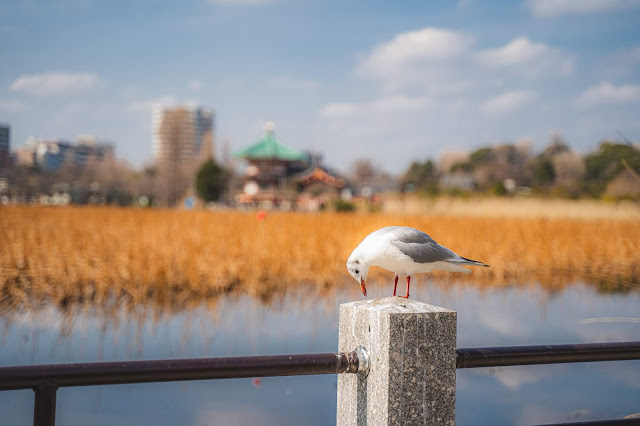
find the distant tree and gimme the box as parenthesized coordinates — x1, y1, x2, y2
(333, 199, 355, 212)
(92, 158, 135, 205)
(450, 162, 473, 173)
(404, 160, 435, 184)
(6, 164, 47, 198)
(455, 144, 532, 190)
(352, 158, 377, 182)
(552, 151, 585, 188)
(605, 170, 640, 200)
(585, 142, 640, 181)
(532, 156, 555, 188)
(541, 136, 570, 159)
(469, 147, 494, 166)
(584, 142, 640, 197)
(438, 151, 470, 174)
(195, 158, 229, 202)
(445, 148, 491, 177)
(402, 160, 439, 194)
(493, 144, 526, 166)
(128, 166, 157, 202)
(491, 181, 508, 196)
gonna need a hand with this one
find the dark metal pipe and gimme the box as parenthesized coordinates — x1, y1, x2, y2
(456, 341, 640, 369)
(33, 384, 57, 426)
(0, 352, 359, 391)
(1, 342, 638, 391)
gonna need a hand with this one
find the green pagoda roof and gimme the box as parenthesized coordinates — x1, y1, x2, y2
(234, 130, 309, 162)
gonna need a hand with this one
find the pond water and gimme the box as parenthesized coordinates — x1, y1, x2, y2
(0, 281, 639, 425)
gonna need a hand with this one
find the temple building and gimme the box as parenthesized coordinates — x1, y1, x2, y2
(296, 154, 347, 194)
(233, 122, 348, 210)
(233, 122, 308, 207)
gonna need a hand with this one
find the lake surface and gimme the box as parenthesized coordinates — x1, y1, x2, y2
(1, 281, 639, 425)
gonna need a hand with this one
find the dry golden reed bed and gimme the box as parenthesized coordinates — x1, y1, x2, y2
(384, 195, 640, 220)
(1, 205, 639, 310)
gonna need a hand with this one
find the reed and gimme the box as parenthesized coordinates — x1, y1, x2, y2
(1, 205, 638, 311)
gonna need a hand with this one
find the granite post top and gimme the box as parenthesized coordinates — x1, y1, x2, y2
(340, 296, 455, 314)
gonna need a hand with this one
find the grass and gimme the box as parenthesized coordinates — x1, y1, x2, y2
(384, 194, 640, 220)
(1, 203, 639, 311)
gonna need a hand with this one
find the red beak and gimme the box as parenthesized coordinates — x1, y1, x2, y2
(360, 278, 367, 297)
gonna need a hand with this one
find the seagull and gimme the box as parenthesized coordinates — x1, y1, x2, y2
(346, 226, 489, 298)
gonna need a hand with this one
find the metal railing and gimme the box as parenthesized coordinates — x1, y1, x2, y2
(0, 351, 362, 391)
(456, 341, 640, 368)
(1, 351, 364, 426)
(1, 341, 639, 426)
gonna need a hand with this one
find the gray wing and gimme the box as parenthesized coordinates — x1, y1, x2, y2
(390, 227, 459, 264)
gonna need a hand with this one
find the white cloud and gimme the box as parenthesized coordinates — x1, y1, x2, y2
(9, 72, 103, 96)
(317, 94, 442, 170)
(592, 362, 640, 390)
(476, 366, 550, 390)
(207, 0, 272, 4)
(187, 80, 203, 90)
(517, 404, 591, 426)
(356, 29, 572, 94)
(355, 27, 474, 92)
(319, 103, 359, 118)
(0, 99, 27, 112)
(268, 76, 320, 91)
(320, 95, 433, 119)
(476, 37, 574, 77)
(526, 0, 640, 17)
(481, 90, 538, 114)
(601, 45, 640, 78)
(319, 27, 585, 171)
(366, 27, 473, 64)
(118, 86, 144, 100)
(476, 310, 531, 336)
(574, 82, 640, 107)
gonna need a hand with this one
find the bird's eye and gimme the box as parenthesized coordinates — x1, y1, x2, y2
(355, 269, 359, 274)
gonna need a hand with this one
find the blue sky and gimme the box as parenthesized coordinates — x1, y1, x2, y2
(1, 0, 640, 173)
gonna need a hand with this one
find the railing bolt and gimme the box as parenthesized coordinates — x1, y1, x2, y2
(355, 346, 370, 378)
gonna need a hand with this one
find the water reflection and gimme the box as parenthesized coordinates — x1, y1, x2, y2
(0, 281, 639, 425)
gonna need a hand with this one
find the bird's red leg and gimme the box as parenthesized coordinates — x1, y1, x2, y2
(393, 275, 398, 296)
(401, 275, 411, 299)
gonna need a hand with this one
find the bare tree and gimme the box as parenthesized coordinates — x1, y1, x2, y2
(351, 158, 377, 182)
(438, 151, 470, 174)
(552, 151, 585, 188)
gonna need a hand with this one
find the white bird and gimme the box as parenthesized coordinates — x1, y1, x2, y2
(346, 226, 488, 298)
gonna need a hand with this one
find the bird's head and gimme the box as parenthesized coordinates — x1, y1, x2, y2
(346, 254, 369, 297)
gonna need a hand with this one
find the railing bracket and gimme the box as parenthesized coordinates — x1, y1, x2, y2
(355, 346, 370, 378)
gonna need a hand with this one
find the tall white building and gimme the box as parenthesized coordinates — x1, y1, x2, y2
(151, 105, 214, 166)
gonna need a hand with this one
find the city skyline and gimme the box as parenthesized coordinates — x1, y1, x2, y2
(12, 135, 115, 171)
(1, 0, 639, 174)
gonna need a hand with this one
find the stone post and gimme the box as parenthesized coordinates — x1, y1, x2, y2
(337, 297, 457, 426)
